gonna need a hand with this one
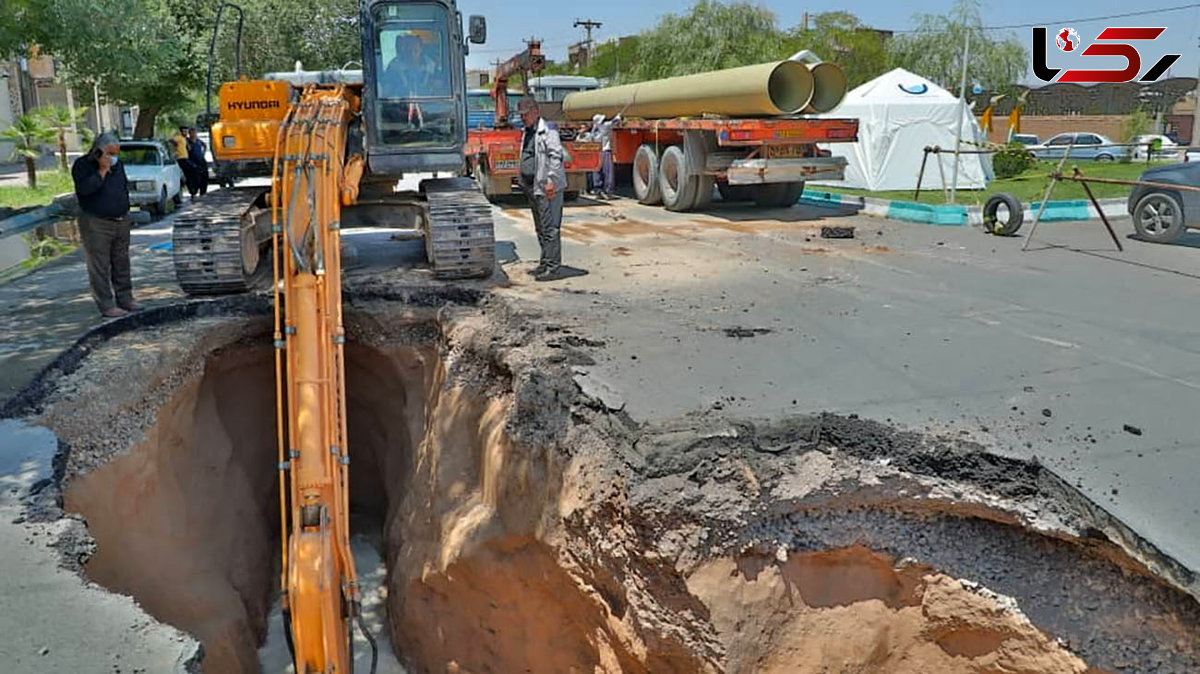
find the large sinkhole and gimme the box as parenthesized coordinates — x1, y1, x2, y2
(62, 328, 504, 673)
(46, 310, 1200, 674)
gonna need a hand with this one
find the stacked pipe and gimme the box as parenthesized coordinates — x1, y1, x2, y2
(562, 58, 848, 120)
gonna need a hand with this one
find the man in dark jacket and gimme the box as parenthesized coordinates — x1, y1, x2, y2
(186, 128, 209, 197)
(72, 132, 138, 318)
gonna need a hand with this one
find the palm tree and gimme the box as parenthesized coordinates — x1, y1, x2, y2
(36, 106, 90, 173)
(0, 115, 56, 190)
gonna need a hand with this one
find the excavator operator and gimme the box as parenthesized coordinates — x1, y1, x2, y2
(381, 33, 446, 125)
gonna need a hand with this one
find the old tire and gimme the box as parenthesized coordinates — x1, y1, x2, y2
(751, 181, 804, 208)
(659, 145, 699, 212)
(1133, 191, 1187, 244)
(982, 192, 1024, 236)
(718, 182, 753, 202)
(633, 144, 662, 205)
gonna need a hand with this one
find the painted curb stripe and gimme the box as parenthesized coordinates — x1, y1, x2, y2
(799, 190, 1127, 226)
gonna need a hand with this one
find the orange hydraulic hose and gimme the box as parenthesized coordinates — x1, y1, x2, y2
(272, 101, 297, 614)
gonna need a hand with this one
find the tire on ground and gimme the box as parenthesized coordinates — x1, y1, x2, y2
(751, 181, 804, 208)
(1133, 191, 1188, 244)
(633, 144, 662, 205)
(982, 192, 1024, 236)
(658, 145, 699, 212)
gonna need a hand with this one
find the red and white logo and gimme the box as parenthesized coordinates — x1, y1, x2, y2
(1055, 27, 1080, 52)
(1033, 27, 1180, 84)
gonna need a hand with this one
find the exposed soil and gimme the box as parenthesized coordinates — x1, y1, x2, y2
(10, 293, 1200, 673)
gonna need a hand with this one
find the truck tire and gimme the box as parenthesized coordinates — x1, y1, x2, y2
(633, 144, 662, 205)
(982, 193, 1023, 236)
(1133, 191, 1188, 244)
(718, 182, 752, 202)
(658, 145, 699, 212)
(751, 181, 804, 208)
(693, 175, 715, 209)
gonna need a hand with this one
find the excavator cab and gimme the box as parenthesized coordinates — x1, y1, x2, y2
(361, 0, 486, 176)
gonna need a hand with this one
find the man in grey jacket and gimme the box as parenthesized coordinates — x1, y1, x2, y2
(517, 97, 567, 281)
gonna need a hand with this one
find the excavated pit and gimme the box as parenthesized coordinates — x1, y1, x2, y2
(14, 298, 1200, 673)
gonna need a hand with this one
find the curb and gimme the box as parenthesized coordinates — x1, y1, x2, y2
(799, 189, 1128, 227)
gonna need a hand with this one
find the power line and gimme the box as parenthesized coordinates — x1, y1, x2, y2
(981, 2, 1200, 30)
(889, 2, 1200, 33)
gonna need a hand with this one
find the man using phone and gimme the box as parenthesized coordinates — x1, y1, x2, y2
(72, 132, 138, 318)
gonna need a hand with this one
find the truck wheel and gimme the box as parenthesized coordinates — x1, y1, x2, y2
(633, 144, 662, 205)
(1133, 191, 1187, 243)
(693, 175, 715, 209)
(751, 182, 804, 208)
(982, 193, 1023, 236)
(718, 182, 752, 202)
(477, 161, 498, 203)
(658, 145, 699, 212)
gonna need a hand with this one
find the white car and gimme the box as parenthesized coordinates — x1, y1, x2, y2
(120, 140, 184, 216)
(1131, 134, 1179, 161)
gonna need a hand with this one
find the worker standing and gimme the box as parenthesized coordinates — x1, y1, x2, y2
(186, 128, 209, 198)
(590, 113, 619, 199)
(71, 132, 139, 318)
(517, 97, 567, 281)
(170, 125, 190, 179)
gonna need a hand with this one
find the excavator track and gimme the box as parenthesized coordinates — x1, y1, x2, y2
(422, 177, 496, 279)
(172, 188, 266, 295)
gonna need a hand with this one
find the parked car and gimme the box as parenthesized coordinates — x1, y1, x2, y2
(1127, 161, 1200, 244)
(1131, 134, 1179, 161)
(1010, 133, 1039, 146)
(1031, 132, 1128, 161)
(120, 139, 184, 216)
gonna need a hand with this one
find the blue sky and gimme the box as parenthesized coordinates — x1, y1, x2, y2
(455, 0, 1200, 84)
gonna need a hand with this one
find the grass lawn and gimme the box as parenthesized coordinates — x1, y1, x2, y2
(0, 169, 75, 209)
(814, 160, 1172, 206)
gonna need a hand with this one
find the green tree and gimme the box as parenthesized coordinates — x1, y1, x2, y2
(627, 1, 785, 82)
(783, 12, 891, 88)
(5, 0, 360, 139)
(0, 114, 56, 189)
(36, 105, 90, 172)
(888, 0, 1026, 91)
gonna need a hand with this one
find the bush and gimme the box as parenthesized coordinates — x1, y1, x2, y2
(993, 143, 1036, 180)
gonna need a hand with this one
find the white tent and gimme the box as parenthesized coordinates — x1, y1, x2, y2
(813, 68, 993, 192)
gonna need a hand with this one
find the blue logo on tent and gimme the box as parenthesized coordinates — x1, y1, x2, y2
(898, 83, 928, 95)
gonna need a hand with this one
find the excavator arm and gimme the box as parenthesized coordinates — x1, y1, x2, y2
(272, 83, 368, 674)
(491, 39, 544, 127)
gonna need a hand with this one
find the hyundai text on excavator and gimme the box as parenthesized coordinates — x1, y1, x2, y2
(173, 2, 490, 672)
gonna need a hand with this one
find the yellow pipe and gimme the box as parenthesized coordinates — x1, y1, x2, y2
(803, 62, 848, 113)
(562, 60, 815, 120)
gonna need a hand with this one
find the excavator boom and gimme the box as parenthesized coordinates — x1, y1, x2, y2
(273, 85, 364, 673)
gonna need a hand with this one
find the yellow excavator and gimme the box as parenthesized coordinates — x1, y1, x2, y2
(177, 2, 490, 671)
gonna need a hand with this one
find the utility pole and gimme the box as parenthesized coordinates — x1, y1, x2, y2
(950, 29, 971, 204)
(1191, 37, 1200, 147)
(574, 18, 603, 67)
